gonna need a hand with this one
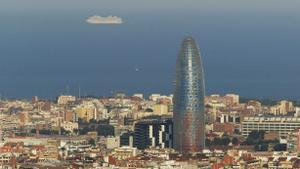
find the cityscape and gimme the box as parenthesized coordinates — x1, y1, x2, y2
(1, 37, 300, 169)
(1, 0, 300, 169)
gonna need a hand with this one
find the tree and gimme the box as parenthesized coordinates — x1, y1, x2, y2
(98, 119, 109, 125)
(96, 125, 114, 137)
(73, 129, 79, 135)
(232, 137, 239, 145)
(245, 131, 265, 145)
(88, 138, 96, 146)
(205, 139, 212, 147)
(273, 144, 287, 151)
(89, 119, 97, 124)
(211, 137, 230, 146)
(79, 126, 90, 135)
(255, 143, 268, 151)
(78, 118, 87, 124)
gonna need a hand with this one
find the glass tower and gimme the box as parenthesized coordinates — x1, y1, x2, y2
(173, 37, 205, 153)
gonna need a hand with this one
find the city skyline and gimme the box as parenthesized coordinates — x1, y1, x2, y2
(1, 1, 300, 168)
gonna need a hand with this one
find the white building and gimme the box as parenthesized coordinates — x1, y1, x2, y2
(133, 93, 144, 99)
(57, 95, 76, 105)
(106, 137, 120, 149)
(61, 121, 78, 132)
(242, 116, 300, 137)
(149, 94, 161, 102)
(111, 146, 137, 160)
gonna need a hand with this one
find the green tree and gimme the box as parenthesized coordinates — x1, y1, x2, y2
(221, 137, 230, 146)
(205, 139, 212, 147)
(96, 125, 115, 136)
(79, 126, 90, 135)
(211, 137, 230, 146)
(89, 119, 97, 124)
(273, 144, 287, 151)
(88, 138, 96, 146)
(98, 119, 109, 125)
(73, 129, 79, 135)
(255, 143, 268, 151)
(245, 131, 265, 145)
(232, 137, 239, 145)
(78, 118, 87, 124)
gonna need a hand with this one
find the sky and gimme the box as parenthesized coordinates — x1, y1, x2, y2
(0, 0, 300, 99)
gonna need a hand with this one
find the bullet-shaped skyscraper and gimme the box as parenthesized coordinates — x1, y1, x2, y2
(173, 37, 205, 153)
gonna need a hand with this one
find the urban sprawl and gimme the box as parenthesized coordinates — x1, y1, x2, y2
(1, 37, 300, 169)
(1, 94, 300, 169)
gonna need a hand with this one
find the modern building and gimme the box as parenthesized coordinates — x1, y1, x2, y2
(133, 118, 173, 150)
(216, 113, 240, 124)
(120, 131, 134, 147)
(173, 37, 205, 153)
(241, 116, 300, 137)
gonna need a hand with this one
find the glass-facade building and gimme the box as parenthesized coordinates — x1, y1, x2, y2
(133, 118, 173, 150)
(173, 37, 205, 153)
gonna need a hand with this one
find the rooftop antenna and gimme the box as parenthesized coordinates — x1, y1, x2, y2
(78, 86, 81, 99)
(66, 85, 70, 95)
(110, 90, 114, 97)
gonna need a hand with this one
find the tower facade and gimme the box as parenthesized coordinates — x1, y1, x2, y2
(173, 37, 205, 153)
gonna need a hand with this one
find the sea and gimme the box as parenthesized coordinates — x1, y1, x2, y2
(0, 0, 300, 100)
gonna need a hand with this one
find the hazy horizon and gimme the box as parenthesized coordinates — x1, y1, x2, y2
(0, 0, 300, 99)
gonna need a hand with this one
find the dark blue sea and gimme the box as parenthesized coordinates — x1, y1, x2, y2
(0, 0, 300, 99)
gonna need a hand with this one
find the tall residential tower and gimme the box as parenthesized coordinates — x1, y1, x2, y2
(173, 37, 205, 153)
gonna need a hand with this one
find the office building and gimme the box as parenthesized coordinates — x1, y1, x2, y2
(120, 131, 134, 147)
(134, 118, 173, 150)
(173, 37, 205, 153)
(242, 116, 300, 137)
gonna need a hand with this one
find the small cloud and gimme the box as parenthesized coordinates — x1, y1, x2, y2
(86, 15, 123, 24)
